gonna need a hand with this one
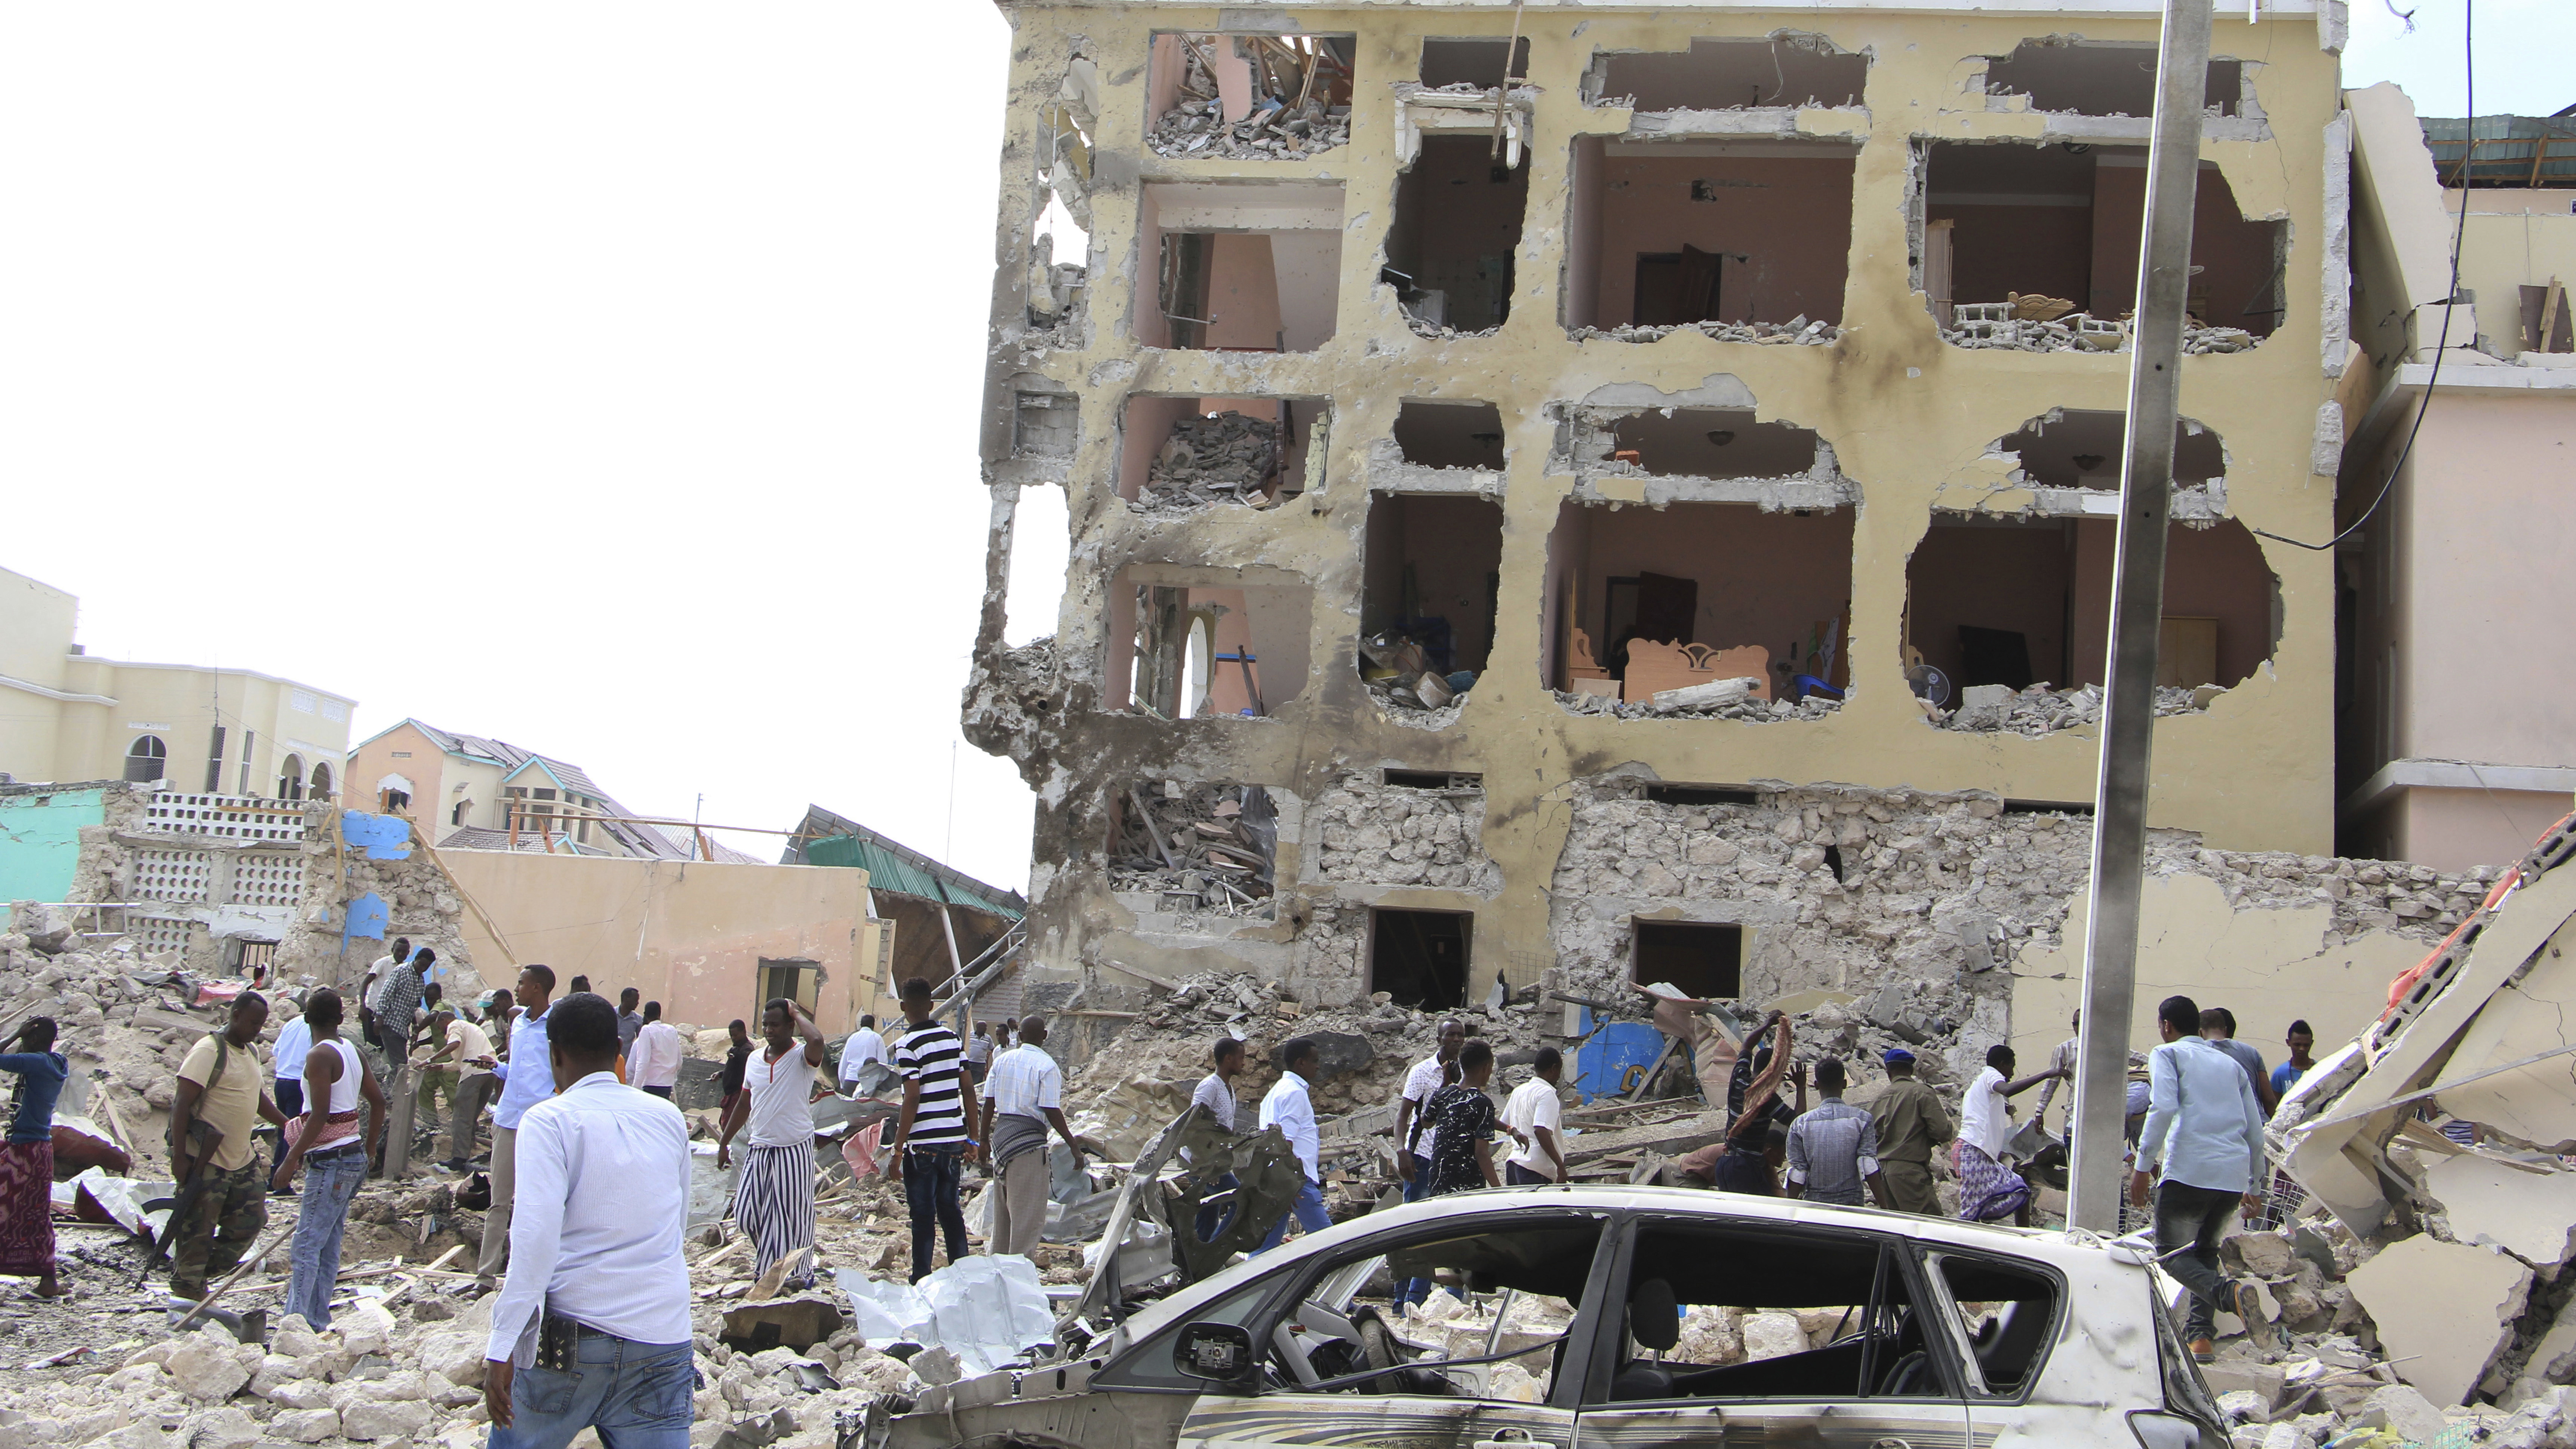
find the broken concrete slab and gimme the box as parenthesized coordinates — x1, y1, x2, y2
(2346, 1234, 2534, 1406)
(2423, 1154, 2576, 1267)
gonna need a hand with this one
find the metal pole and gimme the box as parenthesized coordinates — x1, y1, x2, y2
(2066, 0, 2214, 1234)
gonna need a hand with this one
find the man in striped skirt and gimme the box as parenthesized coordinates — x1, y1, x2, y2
(886, 978, 981, 1283)
(716, 998, 827, 1287)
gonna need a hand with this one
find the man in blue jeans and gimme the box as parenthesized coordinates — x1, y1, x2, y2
(1255, 1039, 1332, 1253)
(886, 978, 982, 1283)
(484, 992, 693, 1449)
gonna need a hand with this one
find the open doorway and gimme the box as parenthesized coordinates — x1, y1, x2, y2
(759, 959, 821, 1017)
(1371, 908, 1472, 1009)
(1360, 494, 1504, 717)
(1386, 135, 1530, 335)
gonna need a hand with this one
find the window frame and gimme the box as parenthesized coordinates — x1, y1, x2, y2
(1572, 1212, 1973, 1411)
(1919, 1246, 2070, 1405)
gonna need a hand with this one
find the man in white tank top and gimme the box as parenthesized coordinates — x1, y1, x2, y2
(269, 987, 386, 1330)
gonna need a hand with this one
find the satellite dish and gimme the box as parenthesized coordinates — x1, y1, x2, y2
(1907, 664, 1952, 708)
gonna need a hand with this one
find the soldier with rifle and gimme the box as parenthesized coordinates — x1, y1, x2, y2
(157, 993, 287, 1302)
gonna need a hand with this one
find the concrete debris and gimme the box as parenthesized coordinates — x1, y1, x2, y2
(1148, 96, 1350, 159)
(1133, 411, 1282, 513)
(1568, 316, 1842, 347)
(1941, 301, 2260, 355)
(1309, 774, 1502, 894)
(1930, 681, 2214, 735)
(1108, 781, 1276, 916)
(2346, 1235, 2534, 1409)
(1553, 686, 1847, 722)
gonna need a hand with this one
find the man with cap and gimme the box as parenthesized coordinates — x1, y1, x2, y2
(1868, 1048, 1953, 1216)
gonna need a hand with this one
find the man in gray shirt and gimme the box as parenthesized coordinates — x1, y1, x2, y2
(1189, 1036, 1245, 1242)
(2199, 1007, 2278, 1117)
(1784, 1058, 1888, 1207)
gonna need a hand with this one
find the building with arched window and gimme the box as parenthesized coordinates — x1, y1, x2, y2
(1, 565, 354, 796)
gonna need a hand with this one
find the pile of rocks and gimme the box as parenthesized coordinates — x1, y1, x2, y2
(1930, 681, 2216, 735)
(1553, 687, 1846, 723)
(1941, 307, 2259, 356)
(1148, 97, 1350, 159)
(0, 920, 245, 1147)
(1133, 411, 1280, 512)
(1570, 317, 1842, 347)
(1365, 673, 1469, 727)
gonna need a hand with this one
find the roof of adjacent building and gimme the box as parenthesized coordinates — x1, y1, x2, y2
(2420, 112, 2576, 187)
(783, 804, 1027, 920)
(359, 717, 702, 862)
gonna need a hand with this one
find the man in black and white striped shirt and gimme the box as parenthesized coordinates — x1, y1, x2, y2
(887, 978, 979, 1283)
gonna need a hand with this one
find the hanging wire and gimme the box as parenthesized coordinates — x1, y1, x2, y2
(2251, 0, 2471, 553)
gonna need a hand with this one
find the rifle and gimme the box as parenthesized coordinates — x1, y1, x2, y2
(140, 1117, 221, 1285)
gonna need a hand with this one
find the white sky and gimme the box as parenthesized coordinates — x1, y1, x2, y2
(0, 3, 2562, 894)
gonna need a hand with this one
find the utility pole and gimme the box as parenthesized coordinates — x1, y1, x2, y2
(2066, 0, 2214, 1234)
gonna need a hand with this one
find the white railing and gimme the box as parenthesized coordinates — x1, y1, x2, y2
(145, 792, 308, 842)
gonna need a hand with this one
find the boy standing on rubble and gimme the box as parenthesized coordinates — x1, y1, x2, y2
(886, 978, 981, 1282)
(1500, 1047, 1567, 1185)
(482, 992, 692, 1449)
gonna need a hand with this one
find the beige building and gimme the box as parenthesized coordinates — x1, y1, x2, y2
(1, 564, 354, 799)
(2336, 89, 2576, 871)
(965, 0, 2371, 1016)
(347, 718, 755, 862)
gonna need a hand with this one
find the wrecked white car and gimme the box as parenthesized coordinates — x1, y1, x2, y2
(857, 1184, 2229, 1449)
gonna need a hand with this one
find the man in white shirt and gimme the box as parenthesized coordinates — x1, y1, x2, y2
(629, 1002, 684, 1100)
(715, 997, 828, 1286)
(2133, 994, 2269, 1362)
(1189, 1036, 1247, 1242)
(269, 1007, 313, 1192)
(978, 1015, 1087, 1258)
(482, 992, 692, 1449)
(1501, 1047, 1567, 1185)
(837, 1014, 887, 1095)
(1391, 1019, 1463, 1302)
(356, 938, 409, 1044)
(1254, 1038, 1332, 1254)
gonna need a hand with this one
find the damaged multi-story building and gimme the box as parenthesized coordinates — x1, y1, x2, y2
(961, 0, 2559, 1069)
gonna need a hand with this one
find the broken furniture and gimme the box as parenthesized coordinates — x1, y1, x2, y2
(1623, 640, 1773, 704)
(1564, 627, 1620, 699)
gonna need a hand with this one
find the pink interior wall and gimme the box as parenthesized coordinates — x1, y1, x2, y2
(2091, 163, 2281, 333)
(1365, 495, 1505, 672)
(1928, 203, 2094, 308)
(1588, 153, 1854, 326)
(1205, 234, 1285, 349)
(1905, 523, 2077, 686)
(2067, 518, 2276, 687)
(1190, 587, 1258, 716)
(1573, 503, 1856, 672)
(1119, 395, 1198, 499)
(1146, 34, 1189, 124)
(2400, 397, 2576, 768)
(1212, 40, 1254, 123)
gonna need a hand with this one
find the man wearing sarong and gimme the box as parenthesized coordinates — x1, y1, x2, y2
(1956, 1044, 2062, 1225)
(979, 1015, 1087, 1258)
(716, 998, 827, 1287)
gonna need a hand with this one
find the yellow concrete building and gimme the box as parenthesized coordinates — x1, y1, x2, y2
(1, 564, 353, 798)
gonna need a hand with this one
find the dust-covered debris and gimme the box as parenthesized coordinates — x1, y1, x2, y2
(1108, 782, 1277, 917)
(1131, 411, 1282, 513)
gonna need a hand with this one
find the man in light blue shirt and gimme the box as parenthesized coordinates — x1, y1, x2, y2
(477, 964, 557, 1287)
(1253, 1038, 1331, 1254)
(2131, 993, 2268, 1361)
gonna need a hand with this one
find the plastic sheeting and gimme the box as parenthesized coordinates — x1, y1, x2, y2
(834, 1254, 1054, 1376)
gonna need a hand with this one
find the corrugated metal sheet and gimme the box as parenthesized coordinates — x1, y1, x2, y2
(804, 833, 1025, 920)
(2422, 114, 2576, 187)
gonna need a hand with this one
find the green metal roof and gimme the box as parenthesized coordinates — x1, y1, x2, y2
(803, 832, 1025, 920)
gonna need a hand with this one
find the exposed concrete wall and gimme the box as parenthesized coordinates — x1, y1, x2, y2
(439, 849, 879, 1035)
(967, 5, 2351, 1023)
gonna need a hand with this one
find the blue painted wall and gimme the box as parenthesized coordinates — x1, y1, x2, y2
(0, 787, 105, 924)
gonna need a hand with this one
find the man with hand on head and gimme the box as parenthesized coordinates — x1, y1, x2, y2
(716, 997, 828, 1286)
(482, 992, 692, 1449)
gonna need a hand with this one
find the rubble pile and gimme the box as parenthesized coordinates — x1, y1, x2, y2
(1133, 411, 1281, 512)
(1930, 681, 2215, 735)
(0, 920, 252, 1153)
(1546, 780, 2491, 1030)
(1309, 774, 1501, 893)
(1553, 687, 1847, 722)
(1148, 96, 1350, 158)
(1942, 299, 2259, 356)
(1569, 316, 1842, 347)
(1107, 782, 1276, 917)
(1359, 633, 1474, 726)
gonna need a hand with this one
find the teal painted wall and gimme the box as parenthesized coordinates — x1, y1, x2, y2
(0, 787, 105, 921)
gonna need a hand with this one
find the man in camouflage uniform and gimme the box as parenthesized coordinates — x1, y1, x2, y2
(168, 993, 288, 1300)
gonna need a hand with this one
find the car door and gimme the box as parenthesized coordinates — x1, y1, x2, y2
(1568, 1213, 1975, 1449)
(1170, 1207, 1612, 1449)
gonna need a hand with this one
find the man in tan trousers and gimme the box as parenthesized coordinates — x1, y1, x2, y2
(977, 1016, 1087, 1258)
